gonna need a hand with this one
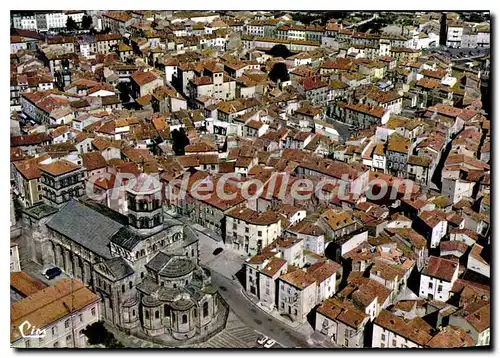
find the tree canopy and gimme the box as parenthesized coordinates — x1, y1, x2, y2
(82, 321, 125, 348)
(66, 17, 78, 31)
(268, 62, 290, 83)
(118, 82, 131, 103)
(171, 128, 190, 155)
(81, 15, 93, 30)
(267, 44, 294, 59)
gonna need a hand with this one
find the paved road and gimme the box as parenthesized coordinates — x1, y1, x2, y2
(210, 270, 336, 348)
(345, 14, 379, 29)
(324, 116, 352, 143)
(168, 210, 337, 348)
(431, 128, 463, 190)
(191, 311, 265, 348)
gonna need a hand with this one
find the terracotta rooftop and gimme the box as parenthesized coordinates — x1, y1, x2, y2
(11, 279, 99, 342)
(374, 309, 433, 346)
(39, 159, 81, 177)
(81, 152, 107, 172)
(260, 257, 287, 278)
(317, 298, 368, 329)
(130, 71, 159, 86)
(307, 260, 341, 283)
(426, 326, 474, 348)
(280, 269, 316, 290)
(10, 272, 47, 298)
(344, 103, 385, 118)
(422, 256, 458, 282)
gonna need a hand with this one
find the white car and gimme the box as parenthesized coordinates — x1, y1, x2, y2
(257, 336, 268, 345)
(264, 339, 276, 348)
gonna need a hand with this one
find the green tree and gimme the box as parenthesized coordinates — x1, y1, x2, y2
(82, 321, 109, 345)
(267, 44, 293, 59)
(66, 17, 78, 31)
(81, 15, 93, 30)
(268, 62, 290, 83)
(82, 321, 125, 348)
(171, 128, 190, 155)
(118, 82, 131, 103)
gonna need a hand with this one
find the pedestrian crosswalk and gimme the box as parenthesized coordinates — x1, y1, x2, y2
(192, 313, 259, 348)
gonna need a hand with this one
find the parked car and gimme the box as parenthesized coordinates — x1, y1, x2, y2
(264, 339, 276, 348)
(257, 336, 268, 345)
(213, 247, 224, 255)
(45, 267, 62, 280)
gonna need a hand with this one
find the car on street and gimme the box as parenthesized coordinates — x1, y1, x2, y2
(213, 247, 224, 255)
(257, 336, 268, 345)
(264, 339, 276, 348)
(44, 267, 62, 280)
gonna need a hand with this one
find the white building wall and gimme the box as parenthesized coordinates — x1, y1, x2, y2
(430, 221, 447, 248)
(467, 256, 490, 278)
(419, 272, 457, 302)
(12, 301, 100, 348)
(372, 324, 422, 348)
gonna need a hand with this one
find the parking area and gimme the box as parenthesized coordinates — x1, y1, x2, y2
(197, 230, 247, 280)
(22, 260, 70, 287)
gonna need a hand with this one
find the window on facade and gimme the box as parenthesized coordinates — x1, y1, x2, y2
(203, 302, 209, 317)
(382, 333, 386, 341)
(65, 319, 70, 329)
(121, 285, 125, 293)
(182, 314, 188, 324)
(91, 307, 96, 317)
(438, 285, 443, 292)
(258, 231, 262, 237)
(141, 272, 145, 279)
(145, 311, 150, 319)
(155, 311, 160, 319)
(392, 339, 396, 346)
(52, 326, 57, 336)
(132, 309, 135, 317)
(79, 314, 83, 322)
(428, 282, 433, 289)
(53, 342, 59, 348)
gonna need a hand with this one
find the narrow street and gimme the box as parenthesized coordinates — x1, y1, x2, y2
(431, 128, 464, 190)
(169, 210, 336, 348)
(210, 270, 317, 348)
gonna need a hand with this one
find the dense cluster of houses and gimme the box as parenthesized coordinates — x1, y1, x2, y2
(10, 10, 490, 349)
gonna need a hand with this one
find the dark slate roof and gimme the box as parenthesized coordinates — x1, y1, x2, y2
(145, 252, 172, 273)
(163, 218, 184, 228)
(183, 225, 199, 247)
(110, 227, 142, 250)
(158, 286, 182, 301)
(84, 200, 129, 225)
(136, 276, 159, 295)
(103, 257, 134, 281)
(46, 199, 125, 259)
(22, 203, 59, 220)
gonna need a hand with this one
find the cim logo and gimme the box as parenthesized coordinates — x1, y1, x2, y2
(19, 321, 47, 339)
